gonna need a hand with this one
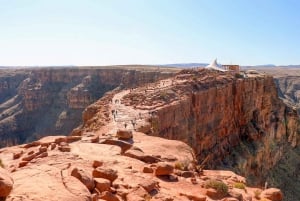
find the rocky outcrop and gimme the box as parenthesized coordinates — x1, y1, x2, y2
(0, 132, 269, 201)
(0, 168, 13, 198)
(77, 68, 296, 200)
(126, 70, 299, 187)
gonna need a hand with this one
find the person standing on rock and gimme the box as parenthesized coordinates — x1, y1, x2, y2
(124, 123, 127, 128)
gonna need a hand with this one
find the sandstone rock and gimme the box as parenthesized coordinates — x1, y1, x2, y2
(139, 179, 158, 193)
(100, 139, 132, 153)
(66, 136, 82, 143)
(36, 152, 48, 159)
(261, 188, 283, 201)
(18, 161, 28, 168)
(0, 168, 13, 197)
(125, 149, 160, 163)
(206, 188, 227, 200)
(38, 146, 48, 153)
(58, 145, 71, 152)
(222, 198, 239, 201)
(13, 151, 23, 160)
(71, 167, 95, 191)
(91, 193, 98, 201)
(54, 137, 67, 144)
(116, 129, 133, 140)
(126, 187, 149, 201)
(179, 192, 206, 201)
(94, 178, 111, 192)
(22, 141, 41, 148)
(91, 135, 99, 143)
(99, 191, 120, 201)
(168, 174, 178, 182)
(50, 143, 56, 150)
(228, 189, 243, 201)
(92, 168, 118, 183)
(154, 162, 174, 176)
(21, 153, 36, 161)
(142, 166, 153, 173)
(92, 160, 103, 168)
(181, 171, 194, 178)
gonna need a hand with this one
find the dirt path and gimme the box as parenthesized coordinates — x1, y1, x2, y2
(96, 78, 177, 136)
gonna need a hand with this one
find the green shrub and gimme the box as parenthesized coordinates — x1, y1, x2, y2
(205, 179, 228, 196)
(233, 182, 246, 189)
(235, 73, 244, 78)
(174, 160, 190, 171)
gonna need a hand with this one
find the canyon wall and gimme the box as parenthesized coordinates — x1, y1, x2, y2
(0, 67, 177, 147)
(146, 73, 299, 200)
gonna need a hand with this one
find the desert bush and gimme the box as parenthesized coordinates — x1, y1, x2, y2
(174, 159, 190, 171)
(233, 182, 246, 189)
(205, 179, 228, 196)
(235, 73, 244, 78)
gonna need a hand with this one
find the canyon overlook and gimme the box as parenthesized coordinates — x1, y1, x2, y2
(0, 66, 177, 147)
(0, 66, 299, 201)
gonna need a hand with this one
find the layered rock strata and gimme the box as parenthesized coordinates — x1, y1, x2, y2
(76, 69, 299, 200)
(0, 67, 177, 147)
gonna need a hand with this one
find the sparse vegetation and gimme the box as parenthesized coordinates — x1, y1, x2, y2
(174, 159, 190, 171)
(254, 189, 261, 199)
(233, 182, 246, 190)
(235, 73, 244, 78)
(205, 179, 228, 196)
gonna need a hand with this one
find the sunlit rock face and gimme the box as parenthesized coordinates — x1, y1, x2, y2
(75, 69, 298, 200)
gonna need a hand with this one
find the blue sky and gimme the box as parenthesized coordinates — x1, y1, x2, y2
(0, 0, 299, 66)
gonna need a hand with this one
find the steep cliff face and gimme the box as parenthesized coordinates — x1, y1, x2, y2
(0, 67, 177, 147)
(152, 71, 299, 200)
(86, 69, 297, 200)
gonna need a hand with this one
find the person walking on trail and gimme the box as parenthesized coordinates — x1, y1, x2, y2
(124, 123, 127, 128)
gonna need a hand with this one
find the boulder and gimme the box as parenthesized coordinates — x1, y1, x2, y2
(93, 168, 118, 183)
(90, 136, 99, 143)
(66, 136, 82, 143)
(228, 188, 243, 201)
(94, 178, 111, 192)
(222, 198, 239, 201)
(92, 160, 103, 168)
(142, 166, 153, 173)
(181, 171, 194, 178)
(154, 162, 174, 176)
(36, 152, 48, 159)
(0, 168, 13, 197)
(179, 192, 206, 201)
(139, 179, 158, 193)
(71, 167, 95, 191)
(100, 139, 132, 153)
(13, 151, 23, 160)
(50, 143, 56, 150)
(18, 161, 28, 168)
(21, 153, 36, 162)
(126, 187, 149, 201)
(206, 188, 227, 200)
(116, 129, 133, 140)
(261, 188, 283, 201)
(58, 145, 71, 152)
(38, 146, 48, 153)
(124, 149, 160, 164)
(99, 191, 120, 201)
